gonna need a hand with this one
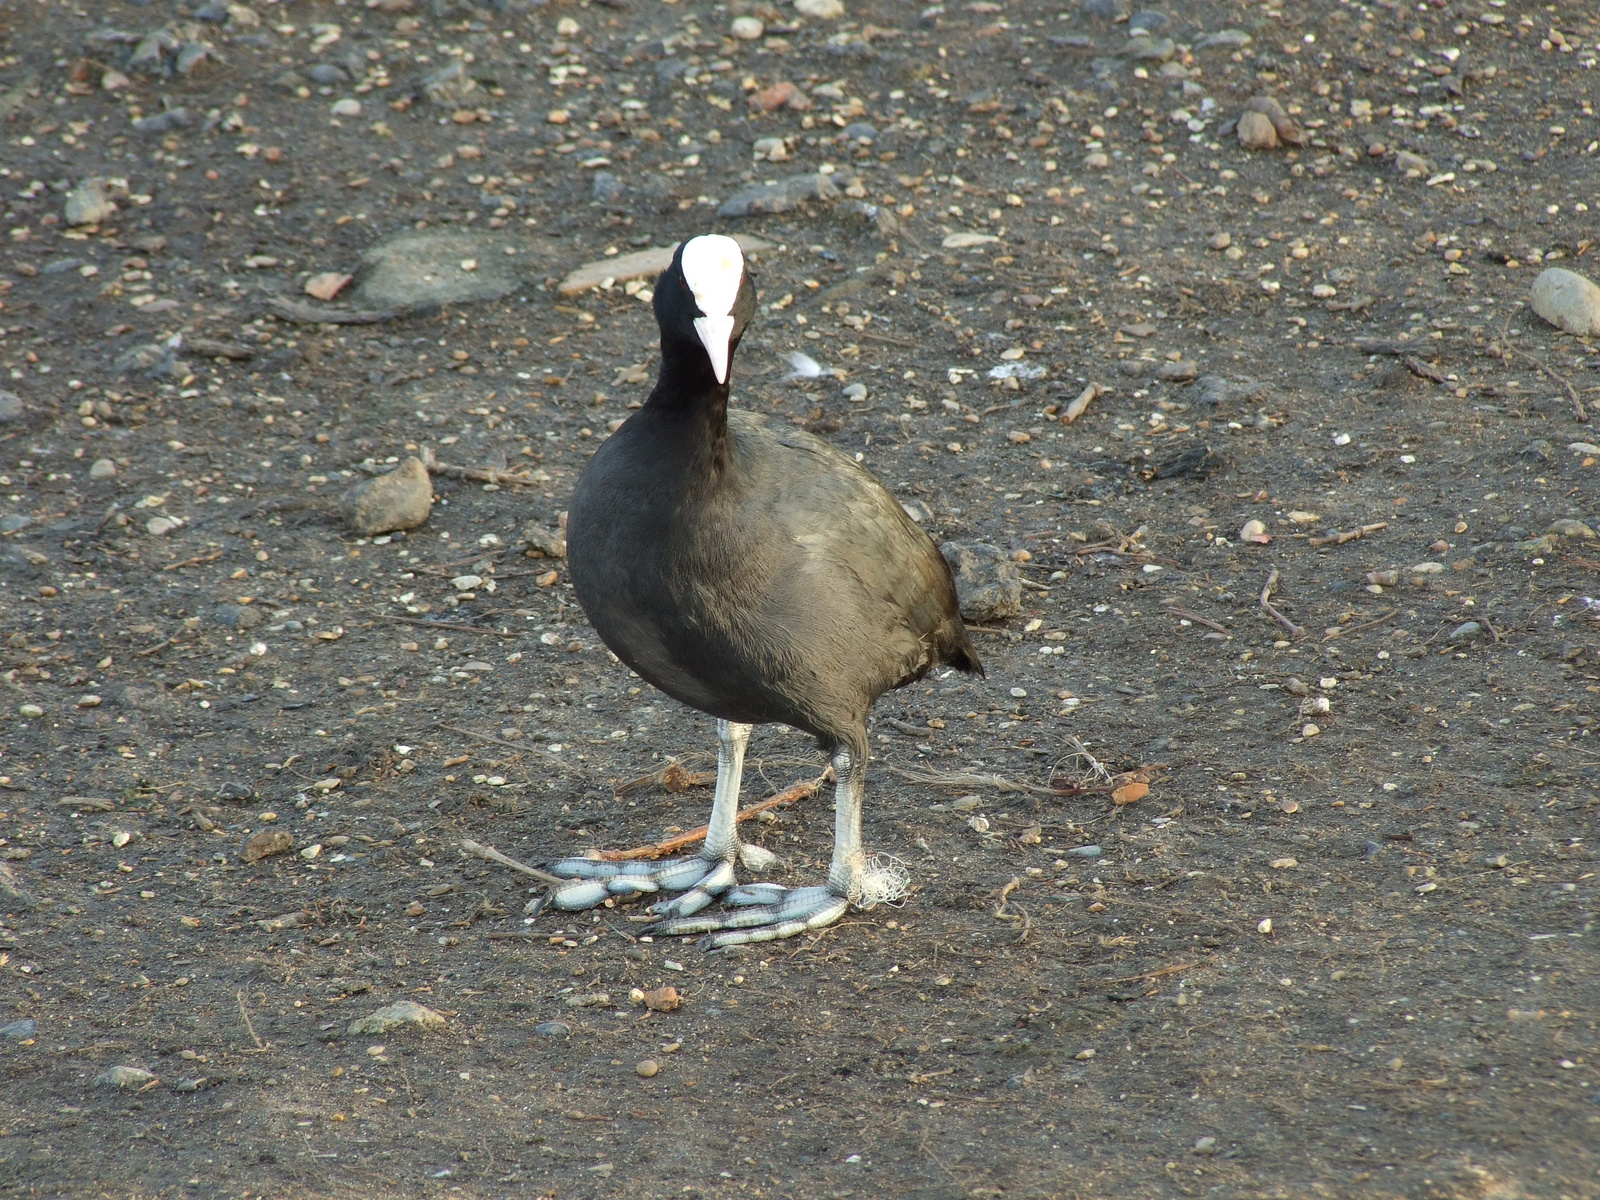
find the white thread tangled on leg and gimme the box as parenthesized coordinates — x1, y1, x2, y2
(857, 852, 910, 908)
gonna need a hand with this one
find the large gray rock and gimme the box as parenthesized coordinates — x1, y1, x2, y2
(1530, 267, 1600, 337)
(718, 173, 839, 218)
(348, 1000, 447, 1036)
(340, 457, 433, 535)
(349, 231, 547, 312)
(940, 541, 1023, 622)
(0, 390, 22, 423)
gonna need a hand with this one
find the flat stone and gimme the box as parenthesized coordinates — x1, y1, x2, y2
(89, 458, 117, 478)
(0, 1018, 36, 1040)
(0, 390, 22, 423)
(1196, 28, 1251, 49)
(1548, 518, 1596, 539)
(65, 178, 117, 227)
(350, 230, 546, 312)
(841, 122, 878, 142)
(559, 235, 772, 296)
(942, 232, 1000, 250)
(306, 63, 348, 85)
(795, 0, 845, 18)
(730, 15, 765, 39)
(1529, 267, 1600, 337)
(718, 173, 839, 219)
(1121, 35, 1175, 62)
(348, 1000, 447, 1036)
(1156, 360, 1198, 382)
(95, 1065, 158, 1090)
(240, 829, 292, 863)
(1128, 11, 1169, 34)
(940, 541, 1023, 622)
(340, 457, 433, 536)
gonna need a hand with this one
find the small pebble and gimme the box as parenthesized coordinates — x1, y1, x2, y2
(0, 1019, 36, 1041)
(89, 458, 117, 479)
(330, 98, 362, 118)
(18, 703, 43, 719)
(794, 0, 845, 18)
(636, 1059, 660, 1078)
(1074, 1047, 1096, 1060)
(533, 1020, 572, 1038)
(1257, 918, 1274, 935)
(730, 15, 765, 40)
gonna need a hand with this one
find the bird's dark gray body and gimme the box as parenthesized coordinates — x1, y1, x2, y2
(549, 233, 980, 946)
(568, 400, 979, 758)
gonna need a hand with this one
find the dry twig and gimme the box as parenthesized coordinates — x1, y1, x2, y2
(1308, 521, 1389, 548)
(596, 771, 829, 860)
(1061, 382, 1103, 425)
(460, 839, 571, 885)
(1165, 607, 1230, 635)
(1259, 569, 1306, 639)
(992, 875, 1031, 943)
(1322, 608, 1399, 642)
(236, 990, 266, 1051)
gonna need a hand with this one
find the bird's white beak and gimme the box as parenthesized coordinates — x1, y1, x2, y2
(694, 314, 736, 384)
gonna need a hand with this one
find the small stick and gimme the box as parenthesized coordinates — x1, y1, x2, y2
(1259, 569, 1306, 639)
(460, 839, 571, 885)
(1165, 607, 1230, 635)
(1503, 342, 1588, 424)
(426, 462, 549, 488)
(1308, 521, 1389, 548)
(1061, 381, 1102, 425)
(236, 990, 265, 1051)
(162, 550, 225, 572)
(1322, 608, 1399, 642)
(135, 637, 179, 658)
(596, 772, 829, 861)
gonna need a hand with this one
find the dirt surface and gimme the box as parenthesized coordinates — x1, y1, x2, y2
(2, 0, 1599, 1196)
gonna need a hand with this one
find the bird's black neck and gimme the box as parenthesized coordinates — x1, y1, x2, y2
(641, 342, 734, 470)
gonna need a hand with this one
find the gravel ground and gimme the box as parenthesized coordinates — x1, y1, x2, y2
(1, 0, 1598, 1196)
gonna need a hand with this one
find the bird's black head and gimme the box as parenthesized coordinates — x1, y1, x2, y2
(655, 234, 757, 388)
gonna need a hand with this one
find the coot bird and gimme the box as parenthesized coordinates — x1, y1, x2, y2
(551, 234, 981, 947)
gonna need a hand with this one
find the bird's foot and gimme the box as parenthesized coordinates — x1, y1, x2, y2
(645, 884, 851, 949)
(545, 842, 777, 917)
(646, 853, 909, 949)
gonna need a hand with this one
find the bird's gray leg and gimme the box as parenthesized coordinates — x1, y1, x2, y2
(647, 743, 894, 947)
(547, 720, 763, 914)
